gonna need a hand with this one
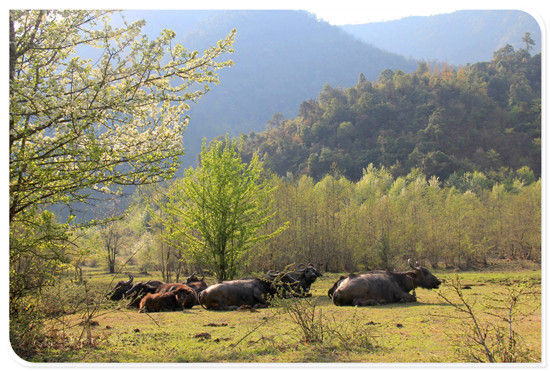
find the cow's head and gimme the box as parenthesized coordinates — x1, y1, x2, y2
(299, 263, 323, 284)
(328, 275, 347, 298)
(407, 259, 441, 289)
(173, 287, 198, 309)
(186, 275, 208, 292)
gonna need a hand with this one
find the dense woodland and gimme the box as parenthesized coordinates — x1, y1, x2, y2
(84, 164, 539, 280)
(241, 42, 540, 182)
(73, 42, 542, 278)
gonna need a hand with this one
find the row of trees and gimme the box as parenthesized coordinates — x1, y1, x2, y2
(92, 162, 539, 278)
(252, 166, 540, 272)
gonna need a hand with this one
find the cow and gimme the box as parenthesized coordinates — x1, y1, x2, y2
(331, 260, 441, 306)
(199, 278, 277, 311)
(106, 275, 134, 300)
(126, 275, 206, 309)
(124, 280, 165, 308)
(328, 275, 348, 299)
(265, 263, 323, 297)
(138, 286, 194, 313)
(185, 274, 208, 293)
(152, 282, 199, 308)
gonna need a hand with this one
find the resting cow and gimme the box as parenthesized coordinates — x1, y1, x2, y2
(107, 275, 134, 300)
(138, 286, 193, 313)
(156, 283, 199, 309)
(331, 260, 441, 306)
(265, 263, 322, 297)
(124, 280, 164, 308)
(199, 278, 276, 311)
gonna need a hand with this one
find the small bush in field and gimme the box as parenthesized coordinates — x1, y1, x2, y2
(274, 295, 376, 352)
(437, 275, 538, 362)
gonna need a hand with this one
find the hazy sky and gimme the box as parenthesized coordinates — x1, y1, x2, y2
(22, 0, 546, 27)
(306, 6, 459, 25)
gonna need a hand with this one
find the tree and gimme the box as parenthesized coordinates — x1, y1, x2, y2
(100, 220, 126, 274)
(172, 136, 288, 281)
(522, 32, 535, 52)
(9, 10, 235, 222)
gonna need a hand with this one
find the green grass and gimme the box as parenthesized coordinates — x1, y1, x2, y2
(25, 269, 541, 363)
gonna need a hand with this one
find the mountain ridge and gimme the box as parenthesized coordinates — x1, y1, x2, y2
(339, 10, 541, 65)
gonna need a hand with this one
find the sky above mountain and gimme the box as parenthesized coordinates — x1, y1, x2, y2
(111, 0, 546, 26)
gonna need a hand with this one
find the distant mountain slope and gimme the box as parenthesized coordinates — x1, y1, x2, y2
(126, 10, 418, 167)
(340, 10, 541, 66)
(240, 44, 541, 182)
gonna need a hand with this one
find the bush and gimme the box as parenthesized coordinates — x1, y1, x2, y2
(437, 275, 539, 362)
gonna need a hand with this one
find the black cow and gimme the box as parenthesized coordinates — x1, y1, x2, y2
(106, 275, 134, 300)
(265, 263, 322, 297)
(185, 274, 208, 293)
(125, 280, 165, 308)
(199, 278, 277, 311)
(331, 260, 441, 306)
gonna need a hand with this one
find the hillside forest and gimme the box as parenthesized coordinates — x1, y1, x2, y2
(241, 41, 540, 182)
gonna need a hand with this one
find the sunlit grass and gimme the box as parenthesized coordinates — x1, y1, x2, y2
(27, 268, 541, 363)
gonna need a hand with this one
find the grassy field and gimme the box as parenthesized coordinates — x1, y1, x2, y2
(25, 268, 542, 363)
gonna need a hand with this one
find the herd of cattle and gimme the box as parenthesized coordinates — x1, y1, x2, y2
(107, 260, 441, 312)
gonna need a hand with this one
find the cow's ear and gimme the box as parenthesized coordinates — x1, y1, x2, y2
(406, 271, 417, 279)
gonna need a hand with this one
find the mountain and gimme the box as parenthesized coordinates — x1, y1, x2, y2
(339, 10, 541, 66)
(123, 10, 418, 167)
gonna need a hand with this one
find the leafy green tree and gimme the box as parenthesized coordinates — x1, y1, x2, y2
(9, 9, 234, 280)
(173, 137, 288, 281)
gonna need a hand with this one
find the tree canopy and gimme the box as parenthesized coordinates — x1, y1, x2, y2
(168, 137, 288, 280)
(9, 10, 235, 222)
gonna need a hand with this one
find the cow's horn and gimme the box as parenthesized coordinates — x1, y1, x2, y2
(408, 259, 415, 269)
(127, 274, 134, 284)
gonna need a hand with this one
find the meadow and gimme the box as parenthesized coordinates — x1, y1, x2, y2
(26, 266, 541, 363)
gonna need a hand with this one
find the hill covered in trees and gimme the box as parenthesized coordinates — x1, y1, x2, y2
(340, 10, 541, 66)
(241, 43, 541, 182)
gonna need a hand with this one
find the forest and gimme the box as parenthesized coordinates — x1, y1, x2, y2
(76, 163, 539, 281)
(241, 41, 540, 181)
(9, 10, 541, 363)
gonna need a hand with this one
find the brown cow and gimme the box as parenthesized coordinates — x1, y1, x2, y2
(138, 286, 196, 313)
(156, 283, 198, 309)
